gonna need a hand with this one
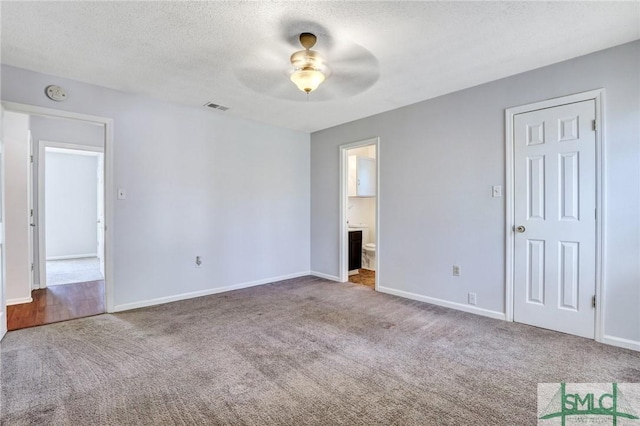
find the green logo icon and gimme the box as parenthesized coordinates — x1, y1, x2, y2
(539, 383, 639, 425)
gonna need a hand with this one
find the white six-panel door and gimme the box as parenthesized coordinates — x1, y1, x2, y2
(513, 100, 596, 338)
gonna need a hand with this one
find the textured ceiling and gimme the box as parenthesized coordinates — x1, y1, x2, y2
(1, 1, 639, 133)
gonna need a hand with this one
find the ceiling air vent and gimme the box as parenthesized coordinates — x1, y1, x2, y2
(204, 102, 229, 111)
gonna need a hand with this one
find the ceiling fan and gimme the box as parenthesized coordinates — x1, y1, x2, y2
(289, 32, 327, 94)
(234, 29, 379, 101)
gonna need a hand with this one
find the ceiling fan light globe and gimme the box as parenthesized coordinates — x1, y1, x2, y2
(290, 69, 326, 93)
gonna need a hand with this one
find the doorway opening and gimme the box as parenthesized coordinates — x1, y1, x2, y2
(39, 143, 105, 289)
(340, 137, 379, 290)
(1, 103, 113, 333)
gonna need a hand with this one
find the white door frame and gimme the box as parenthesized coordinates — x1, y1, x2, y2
(339, 137, 380, 288)
(0, 105, 7, 339)
(1, 101, 115, 313)
(28, 130, 34, 290)
(38, 141, 104, 289)
(504, 89, 605, 342)
(96, 153, 105, 278)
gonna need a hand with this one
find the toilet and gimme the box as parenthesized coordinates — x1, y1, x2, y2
(363, 243, 376, 271)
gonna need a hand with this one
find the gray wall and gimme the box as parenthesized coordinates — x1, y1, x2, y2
(310, 41, 640, 344)
(2, 65, 311, 309)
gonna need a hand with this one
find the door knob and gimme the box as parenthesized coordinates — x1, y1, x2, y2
(516, 225, 526, 233)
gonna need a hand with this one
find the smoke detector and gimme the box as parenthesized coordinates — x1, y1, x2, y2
(45, 85, 67, 102)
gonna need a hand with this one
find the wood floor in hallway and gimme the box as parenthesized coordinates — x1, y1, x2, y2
(6, 280, 105, 331)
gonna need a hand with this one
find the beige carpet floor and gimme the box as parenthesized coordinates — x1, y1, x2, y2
(1, 276, 638, 425)
(47, 257, 104, 286)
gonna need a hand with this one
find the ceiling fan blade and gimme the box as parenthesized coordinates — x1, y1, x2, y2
(235, 66, 290, 95)
(329, 45, 378, 69)
(326, 70, 379, 97)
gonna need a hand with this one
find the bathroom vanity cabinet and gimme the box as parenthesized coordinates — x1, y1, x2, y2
(348, 230, 362, 271)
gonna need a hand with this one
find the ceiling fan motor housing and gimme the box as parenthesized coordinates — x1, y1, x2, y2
(299, 33, 317, 49)
(290, 49, 324, 70)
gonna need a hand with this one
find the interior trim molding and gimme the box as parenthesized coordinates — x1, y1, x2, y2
(6, 297, 33, 306)
(310, 271, 341, 282)
(113, 271, 311, 312)
(0, 312, 5, 340)
(377, 286, 506, 321)
(601, 335, 640, 352)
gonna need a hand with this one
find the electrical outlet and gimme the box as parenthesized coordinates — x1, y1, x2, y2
(468, 292, 477, 305)
(195, 256, 202, 268)
(452, 265, 461, 276)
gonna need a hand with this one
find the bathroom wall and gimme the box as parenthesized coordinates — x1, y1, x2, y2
(347, 145, 377, 271)
(346, 145, 377, 244)
(347, 197, 375, 244)
(348, 145, 376, 159)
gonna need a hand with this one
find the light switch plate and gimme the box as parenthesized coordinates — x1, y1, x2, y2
(492, 185, 502, 198)
(117, 188, 126, 200)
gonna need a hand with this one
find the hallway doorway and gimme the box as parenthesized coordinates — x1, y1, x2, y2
(1, 102, 113, 332)
(39, 142, 105, 289)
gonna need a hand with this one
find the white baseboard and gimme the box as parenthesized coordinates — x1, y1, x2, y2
(7, 296, 33, 306)
(377, 286, 506, 321)
(113, 271, 310, 312)
(601, 334, 640, 352)
(0, 312, 6, 340)
(310, 271, 342, 282)
(47, 253, 97, 261)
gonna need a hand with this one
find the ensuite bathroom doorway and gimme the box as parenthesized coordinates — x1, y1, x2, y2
(340, 138, 378, 289)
